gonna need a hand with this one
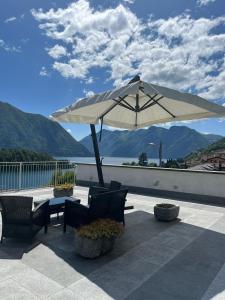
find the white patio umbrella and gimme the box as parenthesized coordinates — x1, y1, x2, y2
(51, 76, 225, 185)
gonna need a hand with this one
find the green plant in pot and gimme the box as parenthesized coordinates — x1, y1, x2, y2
(53, 183, 74, 198)
(74, 219, 124, 259)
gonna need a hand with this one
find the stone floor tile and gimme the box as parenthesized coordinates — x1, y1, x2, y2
(12, 268, 63, 299)
(0, 279, 38, 300)
(0, 259, 28, 282)
(47, 288, 78, 300)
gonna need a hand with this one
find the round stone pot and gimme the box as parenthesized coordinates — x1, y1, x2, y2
(74, 232, 115, 259)
(154, 203, 180, 222)
(53, 187, 73, 198)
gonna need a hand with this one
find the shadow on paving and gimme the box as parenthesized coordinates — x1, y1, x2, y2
(1, 211, 225, 299)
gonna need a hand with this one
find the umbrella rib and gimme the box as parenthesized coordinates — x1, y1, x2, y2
(140, 94, 158, 110)
(113, 98, 136, 111)
(117, 102, 135, 111)
(151, 96, 176, 118)
(120, 98, 136, 111)
(141, 88, 176, 118)
(99, 95, 128, 119)
(140, 96, 164, 111)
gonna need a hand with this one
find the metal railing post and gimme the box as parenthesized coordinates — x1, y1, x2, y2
(54, 161, 58, 187)
(19, 162, 22, 190)
(74, 164, 77, 185)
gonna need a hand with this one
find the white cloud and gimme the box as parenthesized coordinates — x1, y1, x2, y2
(66, 128, 72, 133)
(123, 0, 135, 4)
(0, 38, 21, 52)
(197, 0, 216, 6)
(85, 77, 94, 84)
(39, 66, 49, 76)
(83, 89, 94, 97)
(32, 1, 225, 101)
(47, 44, 67, 59)
(4, 16, 17, 23)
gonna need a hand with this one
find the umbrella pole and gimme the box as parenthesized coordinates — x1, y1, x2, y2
(90, 124, 104, 187)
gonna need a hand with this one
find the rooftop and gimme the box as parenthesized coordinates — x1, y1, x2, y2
(1, 186, 225, 299)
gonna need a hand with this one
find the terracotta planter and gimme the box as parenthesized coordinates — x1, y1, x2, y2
(53, 187, 73, 198)
(74, 232, 115, 259)
(154, 203, 179, 222)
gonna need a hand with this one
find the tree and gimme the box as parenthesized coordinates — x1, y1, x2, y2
(138, 152, 148, 166)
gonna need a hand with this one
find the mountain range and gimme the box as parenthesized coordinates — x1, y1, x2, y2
(80, 126, 222, 159)
(0, 101, 223, 159)
(0, 102, 91, 156)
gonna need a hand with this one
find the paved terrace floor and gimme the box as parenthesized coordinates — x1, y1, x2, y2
(1, 186, 225, 299)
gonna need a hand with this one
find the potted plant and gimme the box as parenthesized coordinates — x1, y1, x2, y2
(53, 183, 74, 198)
(74, 219, 124, 259)
(154, 203, 180, 222)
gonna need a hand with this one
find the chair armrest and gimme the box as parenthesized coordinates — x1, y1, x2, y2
(33, 200, 48, 213)
(32, 200, 49, 226)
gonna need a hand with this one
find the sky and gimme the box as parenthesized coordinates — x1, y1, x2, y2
(0, 0, 225, 140)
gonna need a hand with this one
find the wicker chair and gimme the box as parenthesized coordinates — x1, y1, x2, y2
(0, 196, 49, 242)
(64, 189, 128, 232)
(88, 180, 122, 205)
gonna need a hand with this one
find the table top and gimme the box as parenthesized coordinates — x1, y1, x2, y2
(49, 197, 80, 206)
(34, 196, 80, 207)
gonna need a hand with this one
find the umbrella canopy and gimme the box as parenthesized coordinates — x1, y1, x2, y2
(51, 76, 225, 187)
(51, 76, 225, 129)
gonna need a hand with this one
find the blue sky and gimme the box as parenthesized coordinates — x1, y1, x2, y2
(0, 0, 225, 140)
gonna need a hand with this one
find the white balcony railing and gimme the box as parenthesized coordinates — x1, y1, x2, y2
(0, 161, 76, 191)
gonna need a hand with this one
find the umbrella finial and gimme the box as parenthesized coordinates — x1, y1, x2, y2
(128, 75, 140, 84)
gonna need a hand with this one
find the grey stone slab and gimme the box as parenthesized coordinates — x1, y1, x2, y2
(124, 210, 154, 228)
(69, 227, 184, 299)
(0, 237, 42, 259)
(126, 224, 225, 300)
(22, 243, 84, 287)
(69, 279, 113, 300)
(1, 186, 225, 300)
(0, 259, 28, 282)
(201, 263, 225, 300)
(47, 288, 77, 300)
(0, 279, 38, 299)
(13, 268, 63, 299)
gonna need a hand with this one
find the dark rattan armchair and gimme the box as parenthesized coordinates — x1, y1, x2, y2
(64, 189, 128, 232)
(0, 196, 49, 242)
(88, 180, 122, 205)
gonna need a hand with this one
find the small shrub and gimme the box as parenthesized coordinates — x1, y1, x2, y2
(54, 183, 74, 190)
(50, 170, 75, 185)
(76, 219, 124, 240)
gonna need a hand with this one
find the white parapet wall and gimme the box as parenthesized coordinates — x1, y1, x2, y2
(76, 163, 225, 198)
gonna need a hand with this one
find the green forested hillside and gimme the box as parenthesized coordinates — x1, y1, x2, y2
(185, 136, 225, 161)
(0, 148, 54, 162)
(0, 102, 91, 156)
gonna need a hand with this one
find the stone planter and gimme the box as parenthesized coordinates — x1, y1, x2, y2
(74, 232, 115, 259)
(53, 187, 73, 198)
(154, 203, 179, 222)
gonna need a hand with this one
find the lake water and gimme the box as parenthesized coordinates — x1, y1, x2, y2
(55, 156, 165, 165)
